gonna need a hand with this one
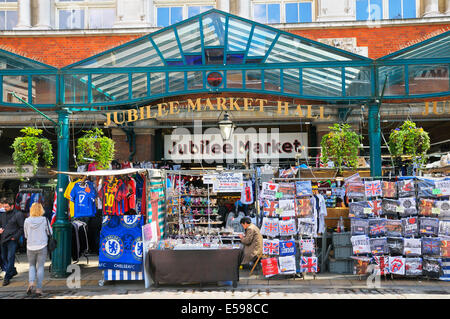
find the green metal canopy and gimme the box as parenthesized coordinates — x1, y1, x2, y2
(61, 10, 374, 107)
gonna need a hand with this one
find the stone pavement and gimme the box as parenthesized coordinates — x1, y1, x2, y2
(1, 253, 449, 299)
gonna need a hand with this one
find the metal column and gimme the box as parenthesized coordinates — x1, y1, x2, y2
(51, 109, 72, 278)
(368, 103, 382, 177)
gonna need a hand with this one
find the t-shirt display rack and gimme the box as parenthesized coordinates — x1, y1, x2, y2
(345, 173, 450, 281)
(55, 168, 157, 286)
(258, 175, 339, 279)
(164, 169, 258, 243)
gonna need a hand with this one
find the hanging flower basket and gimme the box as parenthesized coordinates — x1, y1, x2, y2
(388, 120, 430, 165)
(11, 127, 54, 175)
(76, 128, 115, 170)
(320, 123, 363, 173)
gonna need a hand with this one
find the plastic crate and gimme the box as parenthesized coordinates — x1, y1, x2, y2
(332, 232, 352, 247)
(334, 246, 353, 260)
(329, 259, 354, 274)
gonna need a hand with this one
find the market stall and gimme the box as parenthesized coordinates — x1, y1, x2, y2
(146, 169, 258, 287)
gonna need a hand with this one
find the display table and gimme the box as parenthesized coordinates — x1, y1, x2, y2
(147, 248, 243, 287)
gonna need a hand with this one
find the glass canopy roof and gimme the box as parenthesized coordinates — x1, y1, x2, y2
(62, 10, 373, 105)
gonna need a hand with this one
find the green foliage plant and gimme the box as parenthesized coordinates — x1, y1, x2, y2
(320, 123, 363, 173)
(388, 120, 430, 165)
(76, 128, 115, 170)
(11, 127, 54, 175)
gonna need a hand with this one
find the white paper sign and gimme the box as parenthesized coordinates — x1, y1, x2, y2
(435, 180, 450, 196)
(212, 172, 244, 192)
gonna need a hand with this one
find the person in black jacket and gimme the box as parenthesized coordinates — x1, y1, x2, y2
(0, 198, 24, 286)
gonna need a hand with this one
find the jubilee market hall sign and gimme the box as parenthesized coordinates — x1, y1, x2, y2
(103, 97, 450, 128)
(103, 97, 332, 127)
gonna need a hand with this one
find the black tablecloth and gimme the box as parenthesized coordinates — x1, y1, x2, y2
(147, 248, 243, 287)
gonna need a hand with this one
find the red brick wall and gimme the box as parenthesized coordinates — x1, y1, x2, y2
(0, 23, 448, 67)
(287, 23, 450, 59)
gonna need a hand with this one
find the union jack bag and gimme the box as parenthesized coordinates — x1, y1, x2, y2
(300, 256, 317, 273)
(373, 255, 389, 275)
(261, 217, 280, 237)
(364, 180, 382, 198)
(262, 200, 279, 217)
(405, 257, 422, 276)
(369, 218, 387, 237)
(422, 237, 441, 256)
(295, 198, 312, 218)
(279, 219, 297, 236)
(382, 181, 397, 198)
(397, 179, 415, 198)
(263, 238, 280, 255)
(368, 199, 382, 217)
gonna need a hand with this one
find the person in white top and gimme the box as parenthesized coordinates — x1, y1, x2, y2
(24, 203, 52, 297)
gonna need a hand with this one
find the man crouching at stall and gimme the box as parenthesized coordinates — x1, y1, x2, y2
(238, 217, 263, 270)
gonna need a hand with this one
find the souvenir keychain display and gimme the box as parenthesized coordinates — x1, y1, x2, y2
(348, 175, 450, 280)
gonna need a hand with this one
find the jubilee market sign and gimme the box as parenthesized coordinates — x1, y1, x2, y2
(103, 97, 332, 127)
(103, 97, 450, 127)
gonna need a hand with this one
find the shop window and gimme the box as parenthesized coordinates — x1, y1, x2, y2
(285, 2, 312, 23)
(188, 6, 213, 18)
(59, 9, 85, 29)
(157, 7, 182, 27)
(0, 10, 17, 30)
(388, 0, 415, 19)
(253, 3, 281, 24)
(88, 8, 115, 29)
(356, 0, 383, 21)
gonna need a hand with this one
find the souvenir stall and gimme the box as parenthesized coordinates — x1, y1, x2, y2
(257, 167, 330, 279)
(146, 169, 257, 287)
(346, 173, 450, 280)
(56, 168, 153, 285)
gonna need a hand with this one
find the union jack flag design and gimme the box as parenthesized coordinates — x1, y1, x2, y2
(382, 181, 397, 198)
(300, 257, 317, 273)
(368, 200, 382, 217)
(369, 219, 387, 237)
(263, 239, 280, 255)
(422, 238, 441, 256)
(364, 180, 382, 198)
(373, 256, 389, 275)
(263, 200, 279, 217)
(261, 218, 280, 237)
(279, 219, 297, 236)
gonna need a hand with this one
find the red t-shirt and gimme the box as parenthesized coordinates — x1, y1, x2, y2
(100, 178, 126, 215)
(124, 177, 136, 213)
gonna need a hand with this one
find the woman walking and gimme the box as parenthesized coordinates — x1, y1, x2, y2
(24, 203, 51, 297)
